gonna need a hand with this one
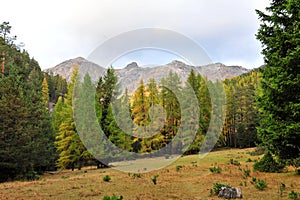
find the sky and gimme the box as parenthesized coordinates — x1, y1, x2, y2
(1, 0, 270, 69)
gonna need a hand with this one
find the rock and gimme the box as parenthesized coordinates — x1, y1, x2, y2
(218, 187, 242, 199)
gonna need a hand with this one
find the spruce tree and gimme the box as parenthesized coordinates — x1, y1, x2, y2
(256, 0, 300, 166)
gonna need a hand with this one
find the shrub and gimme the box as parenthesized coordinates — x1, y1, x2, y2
(243, 169, 251, 177)
(249, 147, 266, 156)
(230, 159, 240, 166)
(61, 175, 69, 179)
(151, 175, 159, 185)
(103, 175, 111, 182)
(176, 165, 182, 172)
(288, 191, 299, 200)
(209, 166, 222, 174)
(24, 171, 40, 181)
(212, 182, 231, 195)
(279, 182, 286, 197)
(250, 177, 257, 184)
(102, 195, 123, 200)
(132, 173, 141, 178)
(253, 152, 284, 172)
(246, 158, 253, 162)
(254, 179, 267, 190)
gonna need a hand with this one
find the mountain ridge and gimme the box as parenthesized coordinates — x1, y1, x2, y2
(43, 57, 251, 93)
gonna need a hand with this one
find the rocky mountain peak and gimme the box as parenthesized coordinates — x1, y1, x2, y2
(44, 57, 252, 93)
(125, 62, 139, 70)
(167, 60, 188, 67)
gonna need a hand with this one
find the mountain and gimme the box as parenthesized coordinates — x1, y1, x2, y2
(44, 57, 250, 93)
(43, 57, 106, 82)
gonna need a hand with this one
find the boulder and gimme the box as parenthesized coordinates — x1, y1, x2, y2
(218, 187, 242, 199)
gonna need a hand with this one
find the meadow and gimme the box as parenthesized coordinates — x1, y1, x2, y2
(0, 148, 299, 200)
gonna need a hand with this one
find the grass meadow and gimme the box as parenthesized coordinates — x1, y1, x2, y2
(0, 148, 299, 200)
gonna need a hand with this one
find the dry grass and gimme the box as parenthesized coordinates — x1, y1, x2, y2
(0, 148, 299, 200)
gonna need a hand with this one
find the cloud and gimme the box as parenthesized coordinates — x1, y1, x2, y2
(1, 0, 269, 69)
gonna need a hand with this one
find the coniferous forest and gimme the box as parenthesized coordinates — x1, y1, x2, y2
(0, 0, 299, 186)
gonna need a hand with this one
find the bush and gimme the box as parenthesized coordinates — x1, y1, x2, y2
(253, 152, 284, 173)
(103, 175, 111, 182)
(151, 175, 159, 185)
(24, 171, 40, 181)
(279, 183, 286, 197)
(250, 177, 257, 184)
(249, 147, 266, 156)
(230, 159, 240, 166)
(132, 173, 141, 178)
(289, 191, 299, 200)
(102, 195, 123, 200)
(176, 165, 182, 172)
(209, 166, 222, 174)
(212, 182, 231, 195)
(243, 169, 251, 177)
(254, 179, 267, 190)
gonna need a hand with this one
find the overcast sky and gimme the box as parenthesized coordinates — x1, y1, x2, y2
(2, 0, 270, 69)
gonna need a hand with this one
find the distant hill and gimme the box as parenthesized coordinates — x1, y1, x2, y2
(44, 57, 250, 93)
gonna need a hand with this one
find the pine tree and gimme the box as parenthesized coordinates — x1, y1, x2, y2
(256, 0, 300, 167)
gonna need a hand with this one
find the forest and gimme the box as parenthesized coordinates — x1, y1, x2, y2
(0, 0, 299, 188)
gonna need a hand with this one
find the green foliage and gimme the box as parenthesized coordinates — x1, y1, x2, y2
(249, 147, 265, 156)
(209, 166, 222, 174)
(102, 195, 123, 200)
(0, 22, 55, 182)
(254, 179, 267, 191)
(279, 182, 286, 197)
(222, 71, 260, 148)
(103, 175, 111, 182)
(253, 152, 284, 173)
(151, 175, 159, 185)
(176, 165, 183, 172)
(250, 177, 257, 184)
(24, 171, 40, 181)
(212, 182, 231, 195)
(54, 67, 90, 171)
(289, 191, 299, 200)
(132, 173, 141, 178)
(256, 0, 300, 167)
(243, 169, 251, 177)
(230, 159, 240, 166)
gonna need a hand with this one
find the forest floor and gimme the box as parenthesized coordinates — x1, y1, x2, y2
(0, 148, 299, 200)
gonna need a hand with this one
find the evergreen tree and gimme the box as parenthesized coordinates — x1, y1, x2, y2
(256, 0, 300, 167)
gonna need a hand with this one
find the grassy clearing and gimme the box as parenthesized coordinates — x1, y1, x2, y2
(0, 148, 299, 199)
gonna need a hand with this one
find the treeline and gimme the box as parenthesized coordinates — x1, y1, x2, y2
(221, 71, 260, 148)
(52, 65, 260, 170)
(0, 22, 57, 182)
(52, 67, 214, 169)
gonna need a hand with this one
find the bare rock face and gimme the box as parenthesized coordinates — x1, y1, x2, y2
(44, 58, 251, 93)
(218, 187, 242, 199)
(43, 57, 106, 82)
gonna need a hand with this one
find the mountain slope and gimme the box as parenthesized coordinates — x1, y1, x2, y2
(44, 57, 250, 92)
